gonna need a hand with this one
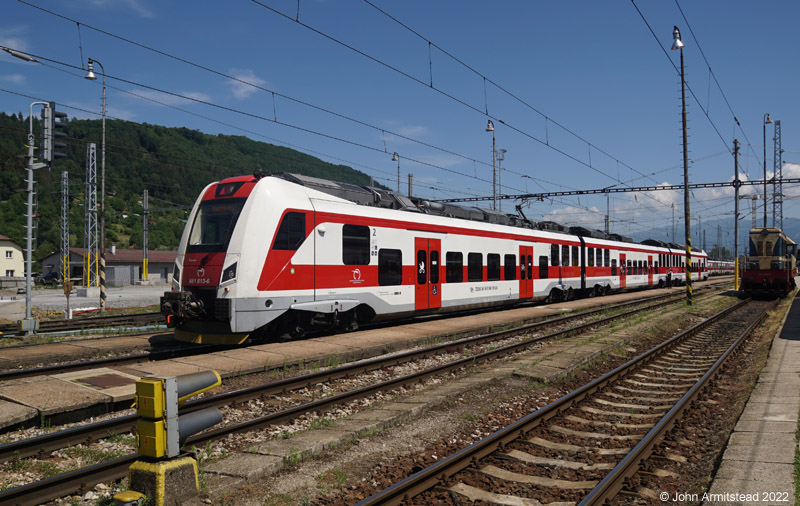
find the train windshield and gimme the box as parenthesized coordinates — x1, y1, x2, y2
(187, 199, 246, 253)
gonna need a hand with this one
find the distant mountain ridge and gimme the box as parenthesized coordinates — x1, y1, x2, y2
(0, 112, 378, 264)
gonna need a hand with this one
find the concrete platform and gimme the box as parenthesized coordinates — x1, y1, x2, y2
(704, 289, 800, 505)
(0, 376, 112, 424)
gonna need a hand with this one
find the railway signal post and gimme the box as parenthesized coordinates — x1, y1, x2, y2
(115, 371, 222, 506)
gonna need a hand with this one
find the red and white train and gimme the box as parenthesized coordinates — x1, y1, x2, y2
(161, 173, 709, 344)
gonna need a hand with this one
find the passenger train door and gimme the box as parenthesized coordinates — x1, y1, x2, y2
(414, 238, 441, 311)
(647, 255, 653, 286)
(620, 253, 627, 289)
(519, 245, 533, 299)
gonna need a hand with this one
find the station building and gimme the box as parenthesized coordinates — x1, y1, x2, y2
(40, 245, 176, 286)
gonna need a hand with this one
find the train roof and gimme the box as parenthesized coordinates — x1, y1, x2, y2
(268, 172, 704, 253)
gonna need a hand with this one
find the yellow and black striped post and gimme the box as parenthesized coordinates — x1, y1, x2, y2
(100, 252, 106, 310)
(685, 243, 692, 305)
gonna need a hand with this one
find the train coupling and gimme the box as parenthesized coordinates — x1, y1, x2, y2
(161, 291, 203, 327)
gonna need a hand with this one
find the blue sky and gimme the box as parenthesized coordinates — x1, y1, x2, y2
(1, 0, 799, 245)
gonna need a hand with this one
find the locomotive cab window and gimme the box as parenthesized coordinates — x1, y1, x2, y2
(343, 224, 370, 265)
(272, 212, 307, 251)
(378, 249, 402, 286)
(188, 199, 246, 253)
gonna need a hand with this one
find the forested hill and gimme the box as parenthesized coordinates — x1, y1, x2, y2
(0, 112, 376, 262)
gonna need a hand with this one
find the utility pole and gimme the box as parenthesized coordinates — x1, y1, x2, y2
(773, 120, 782, 229)
(496, 148, 506, 212)
(604, 191, 610, 235)
(672, 203, 675, 243)
(733, 140, 741, 290)
(22, 102, 50, 334)
(61, 170, 69, 284)
(142, 189, 149, 281)
(84, 144, 98, 287)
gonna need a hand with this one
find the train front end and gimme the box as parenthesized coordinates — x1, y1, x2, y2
(741, 227, 797, 297)
(161, 175, 257, 344)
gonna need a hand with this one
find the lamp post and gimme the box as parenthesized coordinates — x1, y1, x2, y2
(496, 148, 506, 212)
(672, 26, 692, 305)
(392, 152, 400, 193)
(486, 120, 496, 210)
(85, 58, 107, 312)
(762, 113, 772, 228)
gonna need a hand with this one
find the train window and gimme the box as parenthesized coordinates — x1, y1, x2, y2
(417, 250, 427, 285)
(572, 246, 579, 267)
(749, 239, 758, 256)
(520, 255, 527, 280)
(446, 252, 463, 283)
(604, 249, 610, 267)
(504, 254, 516, 280)
(188, 199, 247, 253)
(588, 248, 594, 267)
(468, 253, 483, 282)
(596, 249, 602, 267)
(561, 245, 569, 267)
(273, 212, 307, 251)
(539, 256, 549, 279)
(611, 259, 617, 276)
(487, 254, 501, 281)
(378, 249, 402, 286)
(430, 251, 439, 284)
(551, 244, 559, 267)
(527, 256, 533, 280)
(342, 224, 370, 264)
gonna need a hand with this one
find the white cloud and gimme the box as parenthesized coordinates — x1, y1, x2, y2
(0, 74, 25, 85)
(0, 26, 32, 63)
(129, 88, 211, 107)
(227, 69, 267, 100)
(542, 206, 604, 229)
(86, 0, 154, 18)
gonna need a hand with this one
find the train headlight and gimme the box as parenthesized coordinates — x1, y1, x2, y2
(221, 262, 238, 284)
(173, 264, 180, 283)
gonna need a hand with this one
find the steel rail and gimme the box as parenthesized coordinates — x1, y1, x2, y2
(354, 298, 751, 506)
(0, 290, 689, 464)
(579, 299, 776, 505)
(0, 292, 702, 504)
(0, 311, 162, 337)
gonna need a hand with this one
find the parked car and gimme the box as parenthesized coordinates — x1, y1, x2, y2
(36, 271, 61, 286)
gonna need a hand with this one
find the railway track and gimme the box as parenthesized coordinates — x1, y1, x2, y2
(354, 298, 774, 505)
(0, 311, 163, 337)
(0, 287, 718, 382)
(0, 289, 716, 505)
